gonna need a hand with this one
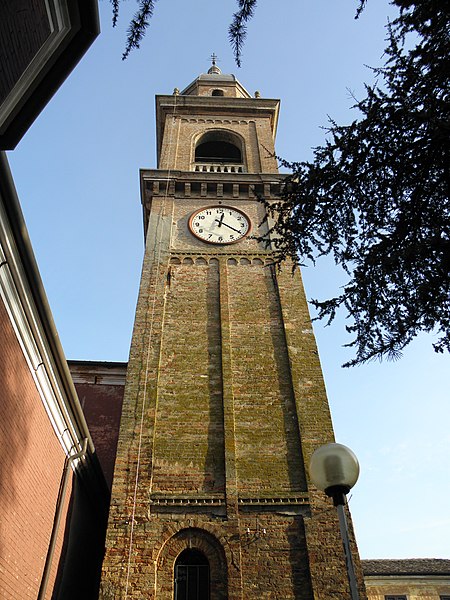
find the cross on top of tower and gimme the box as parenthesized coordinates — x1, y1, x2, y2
(208, 52, 222, 75)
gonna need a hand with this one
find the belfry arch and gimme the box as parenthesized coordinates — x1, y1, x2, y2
(194, 129, 244, 166)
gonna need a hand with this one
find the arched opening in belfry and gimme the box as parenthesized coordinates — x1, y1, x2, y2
(174, 548, 210, 600)
(211, 89, 224, 96)
(195, 130, 243, 164)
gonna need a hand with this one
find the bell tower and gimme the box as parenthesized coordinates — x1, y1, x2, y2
(100, 63, 366, 600)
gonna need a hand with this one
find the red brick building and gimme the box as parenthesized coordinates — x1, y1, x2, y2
(0, 3, 104, 599)
(69, 360, 127, 491)
(0, 154, 108, 599)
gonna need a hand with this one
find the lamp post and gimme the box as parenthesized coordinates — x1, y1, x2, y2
(309, 443, 360, 600)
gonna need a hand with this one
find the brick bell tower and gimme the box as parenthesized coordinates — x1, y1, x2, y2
(100, 60, 366, 600)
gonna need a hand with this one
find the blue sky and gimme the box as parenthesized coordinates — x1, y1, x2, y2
(7, 0, 450, 559)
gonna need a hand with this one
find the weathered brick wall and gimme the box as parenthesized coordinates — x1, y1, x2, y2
(0, 298, 71, 599)
(239, 514, 313, 600)
(227, 261, 306, 495)
(74, 378, 125, 490)
(152, 259, 225, 494)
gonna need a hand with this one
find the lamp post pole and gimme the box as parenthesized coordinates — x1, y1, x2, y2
(309, 443, 361, 600)
(336, 500, 360, 600)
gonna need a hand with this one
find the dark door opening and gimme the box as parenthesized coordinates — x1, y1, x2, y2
(174, 549, 210, 600)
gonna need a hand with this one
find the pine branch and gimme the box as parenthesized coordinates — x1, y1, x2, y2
(263, 1, 450, 365)
(355, 0, 368, 19)
(110, 0, 120, 27)
(122, 0, 157, 60)
(228, 0, 257, 67)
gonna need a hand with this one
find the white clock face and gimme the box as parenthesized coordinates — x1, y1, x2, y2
(188, 206, 251, 244)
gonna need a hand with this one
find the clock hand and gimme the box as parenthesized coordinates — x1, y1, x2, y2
(215, 213, 225, 227)
(220, 221, 243, 234)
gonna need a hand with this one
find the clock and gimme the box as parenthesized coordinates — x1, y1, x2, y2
(188, 206, 251, 244)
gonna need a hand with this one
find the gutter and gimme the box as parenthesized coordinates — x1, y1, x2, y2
(37, 438, 89, 600)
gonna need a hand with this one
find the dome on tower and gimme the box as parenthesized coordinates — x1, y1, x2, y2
(207, 53, 221, 75)
(181, 71, 251, 98)
(207, 63, 222, 75)
(179, 54, 252, 98)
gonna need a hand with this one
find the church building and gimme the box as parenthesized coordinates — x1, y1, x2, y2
(98, 62, 366, 600)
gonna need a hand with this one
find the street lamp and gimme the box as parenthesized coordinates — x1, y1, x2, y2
(309, 443, 360, 600)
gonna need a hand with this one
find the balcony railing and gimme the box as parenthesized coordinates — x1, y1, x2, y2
(193, 163, 245, 173)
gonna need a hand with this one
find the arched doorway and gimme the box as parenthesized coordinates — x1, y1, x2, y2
(174, 548, 210, 600)
(156, 527, 228, 600)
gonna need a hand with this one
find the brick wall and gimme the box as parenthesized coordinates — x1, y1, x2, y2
(227, 261, 306, 495)
(152, 260, 225, 495)
(70, 363, 126, 491)
(76, 380, 124, 489)
(0, 297, 70, 599)
(0, 0, 51, 104)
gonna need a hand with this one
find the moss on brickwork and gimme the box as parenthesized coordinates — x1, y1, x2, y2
(152, 261, 225, 494)
(227, 263, 306, 494)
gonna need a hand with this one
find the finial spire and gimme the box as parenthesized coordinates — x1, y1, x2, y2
(208, 53, 222, 75)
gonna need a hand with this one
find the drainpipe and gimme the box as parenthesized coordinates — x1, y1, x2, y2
(37, 438, 89, 600)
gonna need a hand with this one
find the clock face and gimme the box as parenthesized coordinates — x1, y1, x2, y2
(188, 206, 251, 244)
